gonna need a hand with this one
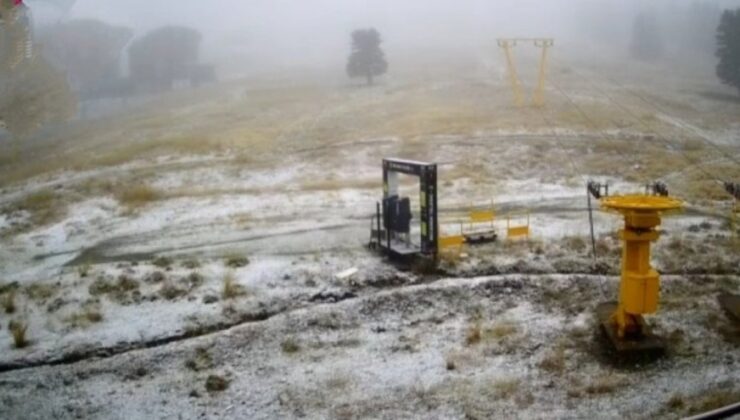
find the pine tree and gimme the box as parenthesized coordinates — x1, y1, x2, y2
(346, 28, 388, 86)
(716, 9, 740, 94)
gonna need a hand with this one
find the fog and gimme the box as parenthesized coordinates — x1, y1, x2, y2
(27, 0, 740, 79)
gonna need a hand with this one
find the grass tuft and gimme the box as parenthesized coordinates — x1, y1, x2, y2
(281, 338, 300, 354)
(465, 323, 482, 346)
(224, 254, 249, 268)
(1, 292, 16, 314)
(8, 320, 28, 348)
(222, 272, 246, 300)
(116, 185, 161, 210)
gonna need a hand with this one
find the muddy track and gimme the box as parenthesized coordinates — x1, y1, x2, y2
(43, 196, 728, 267)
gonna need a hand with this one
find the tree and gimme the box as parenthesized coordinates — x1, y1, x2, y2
(630, 11, 664, 61)
(40, 19, 133, 96)
(716, 9, 740, 94)
(128, 26, 202, 92)
(0, 55, 76, 138)
(346, 28, 388, 86)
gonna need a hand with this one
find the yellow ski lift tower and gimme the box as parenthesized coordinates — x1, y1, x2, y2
(597, 194, 682, 357)
(496, 38, 554, 107)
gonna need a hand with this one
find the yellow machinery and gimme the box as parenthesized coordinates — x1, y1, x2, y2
(597, 194, 682, 354)
(506, 211, 531, 240)
(496, 38, 554, 107)
(438, 234, 466, 262)
(460, 201, 498, 243)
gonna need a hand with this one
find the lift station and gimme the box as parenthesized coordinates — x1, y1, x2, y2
(597, 193, 683, 356)
(369, 158, 439, 261)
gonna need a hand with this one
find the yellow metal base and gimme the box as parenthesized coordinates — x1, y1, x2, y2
(601, 195, 682, 338)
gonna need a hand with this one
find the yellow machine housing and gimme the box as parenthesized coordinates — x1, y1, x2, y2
(601, 195, 683, 339)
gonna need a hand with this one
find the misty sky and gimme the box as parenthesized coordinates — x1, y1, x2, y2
(27, 0, 740, 77)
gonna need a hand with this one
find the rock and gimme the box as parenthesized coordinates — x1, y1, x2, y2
(310, 289, 357, 303)
(205, 375, 229, 393)
(47, 297, 66, 313)
(145, 271, 166, 284)
(203, 295, 219, 304)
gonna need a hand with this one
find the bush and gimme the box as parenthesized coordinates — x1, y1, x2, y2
(25, 283, 58, 302)
(66, 308, 104, 329)
(225, 255, 249, 268)
(465, 324, 482, 346)
(222, 272, 245, 300)
(281, 338, 300, 354)
(152, 256, 173, 269)
(205, 375, 229, 393)
(8, 320, 28, 348)
(159, 280, 187, 300)
(1, 292, 16, 314)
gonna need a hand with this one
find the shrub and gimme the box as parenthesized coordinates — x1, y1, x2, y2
(205, 375, 229, 393)
(465, 324, 482, 346)
(222, 272, 245, 300)
(539, 346, 566, 374)
(489, 322, 518, 339)
(281, 338, 300, 354)
(225, 255, 249, 268)
(493, 379, 520, 399)
(66, 308, 104, 329)
(1, 292, 16, 314)
(152, 256, 173, 268)
(159, 280, 187, 300)
(8, 320, 28, 348)
(25, 283, 58, 302)
(78, 261, 92, 278)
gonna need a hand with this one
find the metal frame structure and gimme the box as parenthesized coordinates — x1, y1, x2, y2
(371, 158, 438, 260)
(496, 38, 554, 107)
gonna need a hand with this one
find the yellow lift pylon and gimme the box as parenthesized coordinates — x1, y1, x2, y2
(496, 38, 554, 108)
(597, 194, 683, 354)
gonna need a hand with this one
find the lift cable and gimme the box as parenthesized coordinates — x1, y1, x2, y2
(535, 109, 589, 185)
(551, 60, 732, 190)
(602, 74, 740, 167)
(547, 78, 653, 185)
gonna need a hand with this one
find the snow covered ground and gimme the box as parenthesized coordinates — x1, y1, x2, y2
(0, 62, 738, 418)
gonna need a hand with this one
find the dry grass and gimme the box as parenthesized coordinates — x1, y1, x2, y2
(299, 178, 379, 192)
(8, 320, 29, 348)
(89, 275, 140, 302)
(281, 338, 301, 354)
(465, 323, 482, 346)
(538, 345, 566, 374)
(90, 135, 222, 168)
(77, 261, 92, 278)
(185, 347, 213, 372)
(116, 184, 162, 210)
(65, 308, 104, 329)
(1, 291, 16, 314)
(11, 190, 64, 228)
(224, 254, 249, 268)
(491, 379, 521, 400)
(24, 283, 59, 302)
(488, 322, 518, 339)
(584, 374, 626, 395)
(222, 272, 246, 300)
(159, 280, 187, 301)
